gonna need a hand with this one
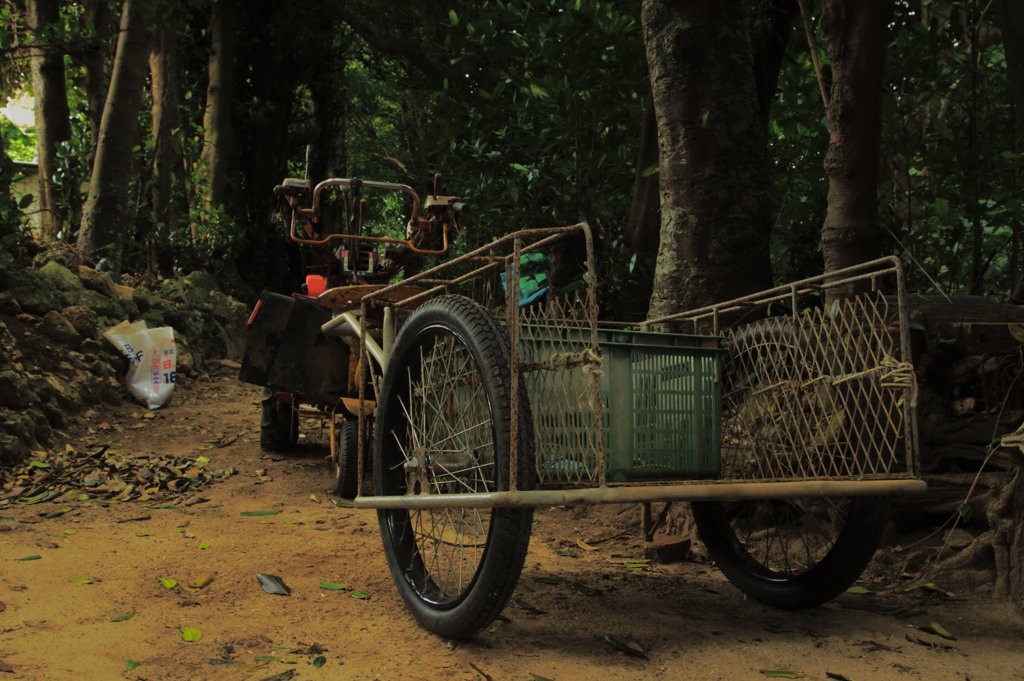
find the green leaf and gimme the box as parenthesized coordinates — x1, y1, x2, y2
(69, 577, 93, 584)
(111, 612, 135, 622)
(158, 576, 177, 589)
(15, 554, 41, 561)
(531, 675, 556, 681)
(956, 503, 974, 522)
(845, 585, 873, 594)
(181, 627, 202, 642)
(28, 460, 51, 469)
(189, 574, 214, 589)
(240, 510, 280, 517)
(197, 542, 210, 550)
(641, 164, 659, 177)
(312, 655, 327, 668)
(760, 671, 802, 679)
(318, 581, 350, 591)
(254, 655, 278, 663)
(256, 572, 291, 596)
(448, 8, 459, 25)
(351, 589, 370, 600)
(125, 659, 140, 671)
(926, 621, 956, 640)
(529, 83, 550, 99)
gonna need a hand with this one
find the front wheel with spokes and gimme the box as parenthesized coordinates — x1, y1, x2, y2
(373, 295, 534, 639)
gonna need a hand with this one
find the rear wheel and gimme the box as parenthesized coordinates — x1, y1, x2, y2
(331, 420, 360, 499)
(692, 495, 889, 608)
(373, 295, 534, 639)
(260, 389, 297, 451)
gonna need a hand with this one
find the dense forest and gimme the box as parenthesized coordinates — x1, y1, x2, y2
(2, 0, 1024, 612)
(1, 0, 1021, 317)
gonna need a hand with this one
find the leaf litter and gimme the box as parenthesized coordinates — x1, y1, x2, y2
(0, 444, 236, 506)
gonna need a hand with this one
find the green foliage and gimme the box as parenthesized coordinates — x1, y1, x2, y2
(0, 113, 34, 162)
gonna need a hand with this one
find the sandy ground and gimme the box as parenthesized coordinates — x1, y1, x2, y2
(1, 373, 1023, 681)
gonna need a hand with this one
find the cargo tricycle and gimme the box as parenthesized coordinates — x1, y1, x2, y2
(241, 175, 925, 640)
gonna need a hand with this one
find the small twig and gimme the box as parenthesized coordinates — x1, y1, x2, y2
(586, 527, 631, 545)
(884, 226, 953, 303)
(797, 0, 834, 127)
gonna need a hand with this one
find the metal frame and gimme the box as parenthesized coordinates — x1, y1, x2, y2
(317, 225, 923, 510)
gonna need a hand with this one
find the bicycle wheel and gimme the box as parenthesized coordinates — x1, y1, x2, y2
(330, 419, 360, 499)
(692, 495, 889, 608)
(373, 295, 534, 639)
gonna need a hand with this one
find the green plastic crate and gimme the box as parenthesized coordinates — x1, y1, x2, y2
(523, 326, 722, 482)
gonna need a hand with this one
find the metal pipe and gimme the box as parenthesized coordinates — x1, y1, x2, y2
(322, 312, 385, 368)
(382, 307, 395, 372)
(355, 478, 927, 509)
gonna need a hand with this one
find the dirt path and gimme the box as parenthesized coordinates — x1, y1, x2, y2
(1, 373, 1022, 680)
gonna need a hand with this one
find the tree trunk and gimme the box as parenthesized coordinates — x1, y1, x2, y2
(819, 0, 892, 276)
(74, 0, 111, 155)
(997, 0, 1024, 302)
(199, 0, 239, 213)
(642, 0, 773, 322)
(149, 10, 190, 273)
(26, 0, 72, 240)
(76, 0, 157, 274)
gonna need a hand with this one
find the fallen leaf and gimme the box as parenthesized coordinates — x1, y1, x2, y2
(531, 674, 555, 681)
(240, 510, 281, 517)
(63, 529, 76, 536)
(309, 494, 320, 503)
(190, 574, 214, 589)
(181, 627, 202, 642)
(158, 577, 178, 589)
(312, 655, 327, 668)
(254, 655, 278, 663)
(68, 577, 93, 585)
(603, 634, 647, 658)
(351, 589, 370, 600)
(845, 585, 873, 595)
(904, 633, 955, 651)
(925, 621, 957, 641)
(919, 582, 956, 599)
(760, 671, 803, 679)
(256, 573, 291, 596)
(197, 542, 210, 550)
(36, 541, 60, 550)
(825, 674, 852, 681)
(15, 554, 41, 561)
(261, 670, 296, 681)
(576, 540, 598, 552)
(111, 612, 134, 622)
(318, 581, 350, 591)
(125, 659, 140, 671)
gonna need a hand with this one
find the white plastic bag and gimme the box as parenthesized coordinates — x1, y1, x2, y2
(103, 320, 177, 409)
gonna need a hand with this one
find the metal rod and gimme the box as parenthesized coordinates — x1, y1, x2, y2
(354, 478, 927, 509)
(323, 311, 385, 368)
(383, 307, 395, 372)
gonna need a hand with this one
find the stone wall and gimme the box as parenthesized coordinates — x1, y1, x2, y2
(0, 248, 249, 464)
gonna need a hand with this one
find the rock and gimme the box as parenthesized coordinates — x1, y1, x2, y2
(79, 289, 120, 319)
(182, 270, 220, 293)
(132, 287, 161, 313)
(33, 374, 82, 411)
(0, 370, 33, 409)
(78, 266, 116, 297)
(80, 338, 104, 356)
(0, 434, 28, 464)
(38, 261, 83, 292)
(63, 305, 98, 339)
(4, 268, 61, 315)
(0, 291, 22, 315)
(111, 283, 134, 302)
(946, 528, 974, 550)
(39, 311, 82, 346)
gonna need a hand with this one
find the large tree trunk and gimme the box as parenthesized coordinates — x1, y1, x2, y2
(819, 0, 892, 275)
(998, 0, 1024, 303)
(76, 0, 156, 274)
(73, 0, 111, 155)
(26, 0, 72, 240)
(642, 0, 773, 322)
(199, 0, 238, 213)
(149, 11, 190, 274)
